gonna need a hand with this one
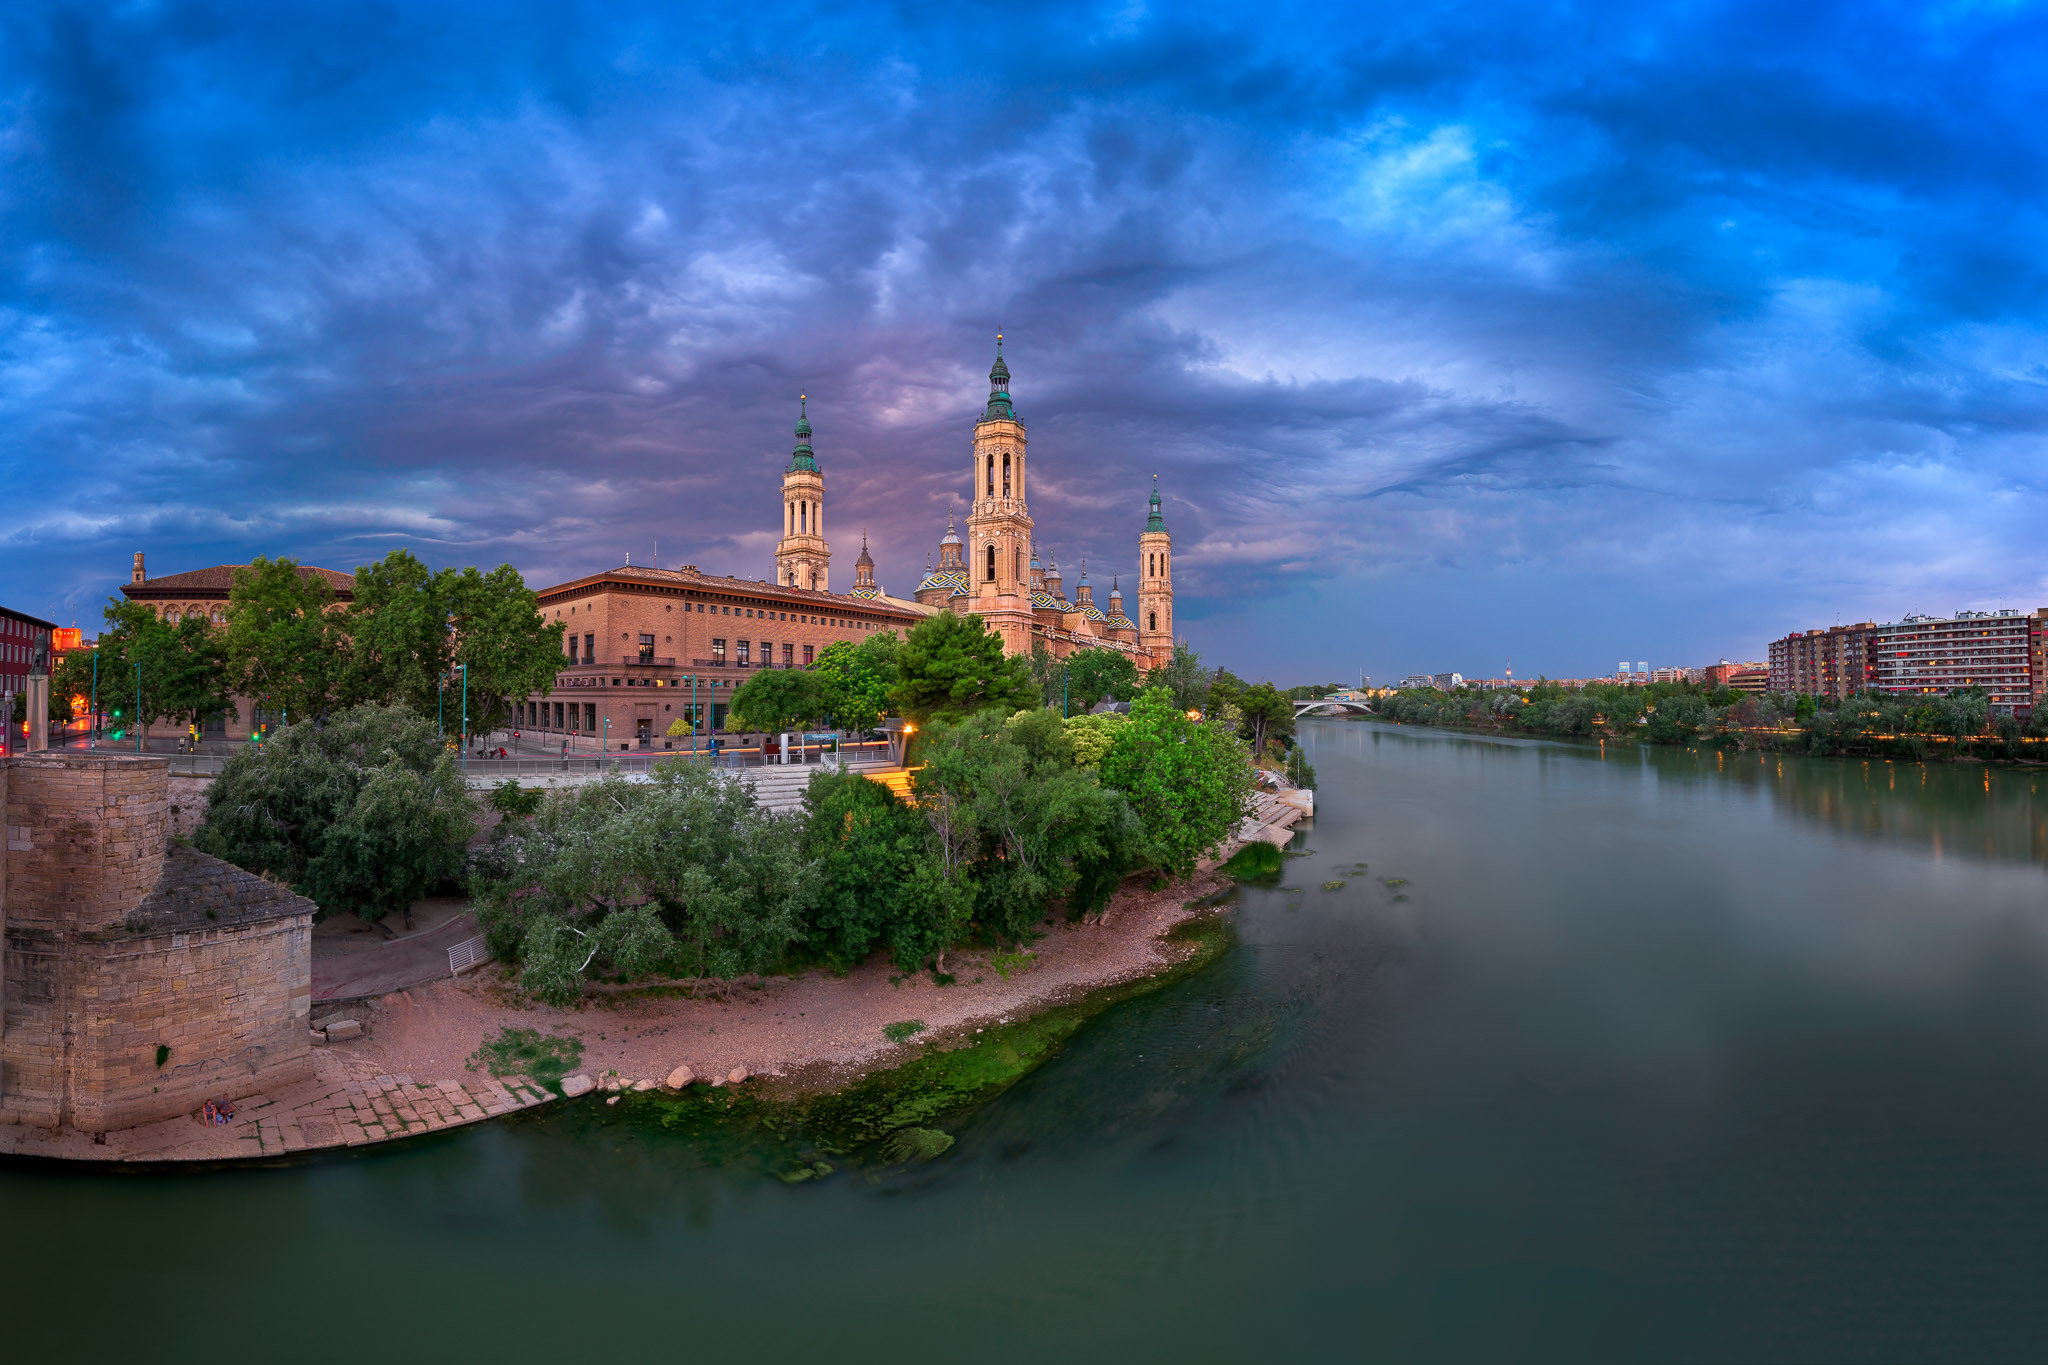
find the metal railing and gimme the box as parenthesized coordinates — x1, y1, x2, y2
(160, 739, 892, 781)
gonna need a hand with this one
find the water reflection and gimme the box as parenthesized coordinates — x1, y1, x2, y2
(1315, 719, 2048, 870)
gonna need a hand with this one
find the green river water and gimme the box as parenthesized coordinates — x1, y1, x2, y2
(11, 719, 2048, 1362)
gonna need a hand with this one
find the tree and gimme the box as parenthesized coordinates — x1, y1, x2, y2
(1099, 687, 1257, 878)
(1063, 712, 1127, 769)
(1028, 639, 1067, 709)
(799, 768, 951, 969)
(812, 631, 903, 731)
(1066, 648, 1140, 712)
(729, 666, 832, 732)
(445, 563, 568, 736)
(57, 600, 230, 738)
(472, 762, 816, 1003)
(890, 612, 1038, 723)
(1147, 643, 1210, 714)
(221, 557, 342, 725)
(913, 708, 1143, 943)
(1237, 681, 1295, 758)
(193, 704, 471, 925)
(338, 548, 451, 716)
(1207, 666, 1248, 718)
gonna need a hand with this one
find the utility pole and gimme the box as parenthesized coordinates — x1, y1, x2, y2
(459, 663, 469, 777)
(91, 648, 98, 751)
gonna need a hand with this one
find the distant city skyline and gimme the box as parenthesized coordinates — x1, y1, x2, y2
(6, 3, 2046, 684)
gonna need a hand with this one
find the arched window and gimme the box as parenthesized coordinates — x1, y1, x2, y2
(1003, 451, 1011, 496)
(986, 544, 997, 581)
(987, 454, 996, 497)
(1148, 611, 1157, 631)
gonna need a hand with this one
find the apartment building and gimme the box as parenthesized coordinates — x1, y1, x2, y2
(1871, 610, 2046, 715)
(1767, 623, 1881, 699)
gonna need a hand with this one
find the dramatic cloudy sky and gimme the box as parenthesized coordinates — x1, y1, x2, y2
(6, 1, 2047, 682)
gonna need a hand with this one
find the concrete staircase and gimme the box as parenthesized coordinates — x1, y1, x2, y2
(731, 761, 909, 815)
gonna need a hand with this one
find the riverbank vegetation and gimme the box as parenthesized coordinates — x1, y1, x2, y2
(471, 685, 1256, 1005)
(1375, 679, 2048, 760)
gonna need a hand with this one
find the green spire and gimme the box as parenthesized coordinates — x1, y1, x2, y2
(982, 333, 1015, 421)
(1145, 473, 1166, 532)
(787, 394, 818, 472)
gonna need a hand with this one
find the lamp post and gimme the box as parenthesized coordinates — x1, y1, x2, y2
(90, 648, 98, 751)
(458, 663, 469, 776)
(134, 661, 142, 754)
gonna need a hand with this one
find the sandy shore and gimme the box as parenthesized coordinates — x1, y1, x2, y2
(350, 868, 1230, 1094)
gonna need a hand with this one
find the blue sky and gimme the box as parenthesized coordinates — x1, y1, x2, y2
(6, 1, 2047, 683)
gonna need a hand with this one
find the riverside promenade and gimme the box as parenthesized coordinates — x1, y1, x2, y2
(0, 1041, 555, 1163)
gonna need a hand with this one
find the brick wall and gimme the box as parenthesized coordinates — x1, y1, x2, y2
(0, 753, 312, 1133)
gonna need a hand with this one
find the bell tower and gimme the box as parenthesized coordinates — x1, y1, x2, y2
(775, 396, 830, 592)
(1138, 474, 1173, 665)
(965, 335, 1035, 653)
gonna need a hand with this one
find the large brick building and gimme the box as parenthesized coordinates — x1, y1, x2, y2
(1768, 609, 2048, 716)
(520, 563, 926, 746)
(1767, 623, 1881, 700)
(0, 607, 55, 743)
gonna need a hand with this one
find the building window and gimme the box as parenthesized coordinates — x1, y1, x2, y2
(761, 640, 771, 664)
(712, 638, 726, 662)
(584, 632, 595, 662)
(783, 643, 794, 667)
(1149, 611, 1157, 631)
(986, 544, 996, 581)
(586, 703, 597, 731)
(803, 644, 814, 665)
(639, 633, 655, 662)
(554, 701, 564, 728)
(737, 640, 750, 665)
(1003, 451, 1011, 496)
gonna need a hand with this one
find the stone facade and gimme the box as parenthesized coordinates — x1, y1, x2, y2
(524, 564, 926, 744)
(0, 752, 312, 1133)
(912, 341, 1175, 668)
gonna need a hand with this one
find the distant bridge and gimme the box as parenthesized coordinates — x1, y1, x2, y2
(1293, 699, 1376, 717)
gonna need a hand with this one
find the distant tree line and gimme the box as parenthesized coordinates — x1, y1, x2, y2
(1373, 680, 2048, 760)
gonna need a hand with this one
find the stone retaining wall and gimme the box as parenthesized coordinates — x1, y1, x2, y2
(1, 753, 313, 1133)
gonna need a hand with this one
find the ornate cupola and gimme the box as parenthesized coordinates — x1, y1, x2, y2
(775, 395, 830, 591)
(984, 336, 1016, 421)
(847, 530, 882, 599)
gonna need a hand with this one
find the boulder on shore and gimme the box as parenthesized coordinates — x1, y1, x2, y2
(727, 1065, 751, 1085)
(664, 1065, 694, 1090)
(631, 1079, 656, 1092)
(560, 1073, 596, 1098)
(324, 1019, 362, 1042)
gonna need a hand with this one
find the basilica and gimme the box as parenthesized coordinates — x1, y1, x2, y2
(773, 339, 1175, 668)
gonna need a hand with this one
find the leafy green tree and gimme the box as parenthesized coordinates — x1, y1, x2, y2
(339, 548, 452, 716)
(472, 762, 816, 1002)
(1063, 712, 1127, 768)
(1284, 745, 1318, 790)
(445, 563, 567, 736)
(58, 600, 230, 739)
(913, 708, 1143, 941)
(1147, 642, 1211, 714)
(799, 768, 952, 969)
(194, 704, 471, 925)
(890, 612, 1038, 723)
(1099, 687, 1257, 878)
(221, 557, 342, 725)
(1066, 648, 1140, 712)
(729, 666, 833, 732)
(811, 631, 902, 730)
(1028, 639, 1067, 709)
(1237, 681, 1295, 758)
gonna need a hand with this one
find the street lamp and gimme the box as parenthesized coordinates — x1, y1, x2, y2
(458, 663, 469, 776)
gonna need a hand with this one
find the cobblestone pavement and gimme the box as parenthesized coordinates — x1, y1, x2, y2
(0, 1050, 555, 1163)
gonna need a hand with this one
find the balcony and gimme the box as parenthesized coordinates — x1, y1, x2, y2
(623, 655, 676, 667)
(689, 657, 799, 670)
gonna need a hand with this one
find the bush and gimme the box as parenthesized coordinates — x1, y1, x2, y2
(1063, 712, 1126, 769)
(194, 704, 471, 923)
(471, 762, 815, 1004)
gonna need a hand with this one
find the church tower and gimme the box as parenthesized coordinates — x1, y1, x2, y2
(775, 396, 830, 591)
(1138, 474, 1173, 664)
(966, 336, 1035, 652)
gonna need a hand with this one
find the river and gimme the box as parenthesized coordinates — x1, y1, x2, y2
(10, 720, 2048, 1362)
